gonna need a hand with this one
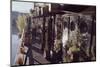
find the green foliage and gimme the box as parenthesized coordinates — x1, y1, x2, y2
(63, 29, 81, 62)
(54, 39, 62, 53)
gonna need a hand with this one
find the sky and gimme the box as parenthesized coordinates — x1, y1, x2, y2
(12, 1, 34, 13)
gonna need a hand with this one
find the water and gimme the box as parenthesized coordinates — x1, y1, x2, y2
(11, 34, 19, 65)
